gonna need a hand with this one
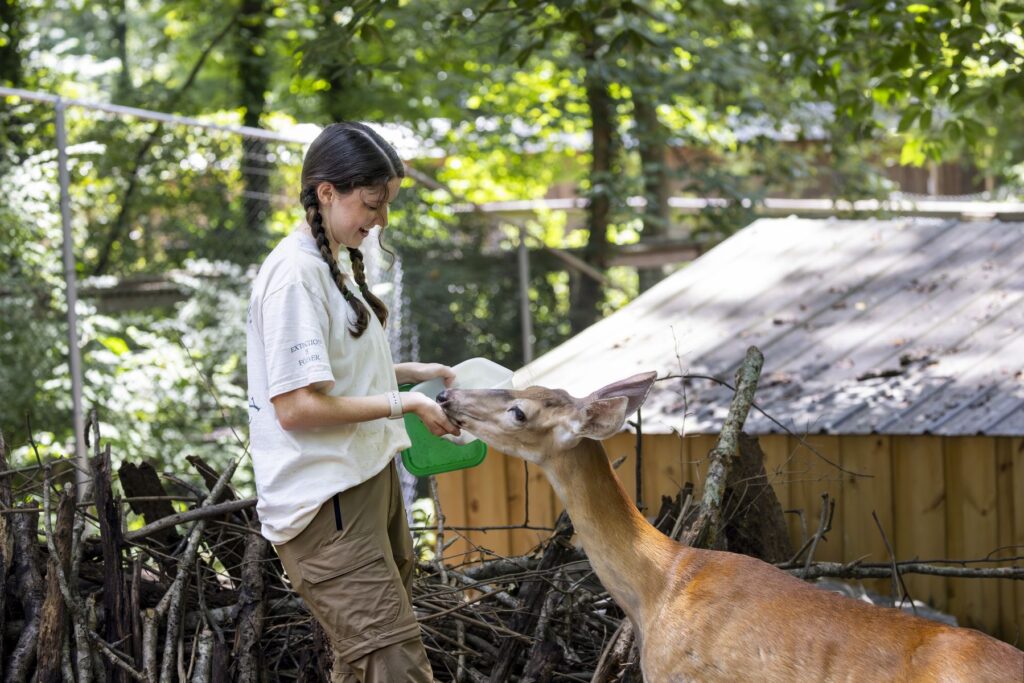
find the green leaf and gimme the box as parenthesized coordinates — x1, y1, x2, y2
(888, 44, 913, 70)
(962, 117, 986, 142)
(897, 106, 920, 132)
(100, 336, 130, 356)
(942, 119, 962, 142)
(900, 137, 927, 166)
(913, 41, 931, 64)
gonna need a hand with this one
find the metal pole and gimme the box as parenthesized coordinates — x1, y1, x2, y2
(55, 99, 87, 496)
(517, 224, 533, 364)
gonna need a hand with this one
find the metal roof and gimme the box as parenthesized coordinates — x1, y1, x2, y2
(513, 218, 1024, 436)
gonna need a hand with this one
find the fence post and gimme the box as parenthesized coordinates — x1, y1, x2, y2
(54, 98, 87, 498)
(518, 223, 533, 364)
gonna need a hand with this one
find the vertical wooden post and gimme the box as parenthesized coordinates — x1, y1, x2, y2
(840, 435, 893, 596)
(944, 437, 999, 634)
(892, 435, 947, 611)
(434, 469, 469, 563)
(464, 450, 512, 559)
(1012, 437, 1024, 643)
(995, 438, 1019, 643)
(788, 435, 843, 563)
(759, 435, 793, 544)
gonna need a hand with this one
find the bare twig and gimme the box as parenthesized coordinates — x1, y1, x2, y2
(157, 453, 247, 683)
(658, 372, 867, 477)
(801, 493, 835, 578)
(873, 510, 916, 613)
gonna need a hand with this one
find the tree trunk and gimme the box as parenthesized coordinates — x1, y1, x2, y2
(112, 0, 131, 100)
(721, 434, 794, 563)
(632, 93, 672, 292)
(236, 0, 271, 257)
(572, 40, 616, 334)
(0, 0, 23, 88)
(0, 0, 26, 169)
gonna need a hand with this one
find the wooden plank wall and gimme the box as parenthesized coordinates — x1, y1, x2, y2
(432, 434, 1022, 644)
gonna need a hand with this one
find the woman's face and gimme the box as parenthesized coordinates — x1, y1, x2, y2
(318, 176, 402, 250)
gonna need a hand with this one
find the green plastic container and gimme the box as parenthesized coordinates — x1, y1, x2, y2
(399, 385, 488, 476)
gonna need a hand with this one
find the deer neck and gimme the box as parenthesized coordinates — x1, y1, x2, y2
(541, 438, 677, 628)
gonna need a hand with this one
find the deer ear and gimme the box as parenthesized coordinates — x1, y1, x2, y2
(589, 371, 657, 419)
(577, 396, 630, 441)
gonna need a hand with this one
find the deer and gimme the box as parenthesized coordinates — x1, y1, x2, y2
(436, 371, 1024, 682)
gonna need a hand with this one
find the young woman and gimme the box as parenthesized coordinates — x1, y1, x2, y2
(246, 122, 457, 681)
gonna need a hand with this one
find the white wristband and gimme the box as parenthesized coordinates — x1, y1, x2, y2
(385, 390, 404, 420)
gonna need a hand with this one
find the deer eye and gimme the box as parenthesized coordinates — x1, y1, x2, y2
(508, 406, 526, 422)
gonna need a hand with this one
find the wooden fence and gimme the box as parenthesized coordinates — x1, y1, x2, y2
(434, 433, 1024, 644)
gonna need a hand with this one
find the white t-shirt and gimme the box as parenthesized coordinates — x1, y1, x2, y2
(246, 230, 411, 544)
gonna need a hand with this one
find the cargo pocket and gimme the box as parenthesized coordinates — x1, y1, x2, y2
(296, 532, 402, 643)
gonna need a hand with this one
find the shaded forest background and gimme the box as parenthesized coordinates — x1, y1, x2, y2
(1, 0, 1022, 483)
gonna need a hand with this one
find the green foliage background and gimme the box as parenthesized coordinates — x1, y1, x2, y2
(1, 0, 1021, 477)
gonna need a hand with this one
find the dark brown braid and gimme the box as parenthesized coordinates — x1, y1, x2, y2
(298, 122, 405, 338)
(347, 247, 389, 329)
(300, 186, 372, 337)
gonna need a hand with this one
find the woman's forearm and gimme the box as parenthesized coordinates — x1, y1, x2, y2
(272, 384, 459, 437)
(394, 362, 421, 386)
(272, 388, 393, 431)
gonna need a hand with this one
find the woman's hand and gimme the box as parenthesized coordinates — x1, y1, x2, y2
(395, 362, 456, 388)
(403, 392, 461, 437)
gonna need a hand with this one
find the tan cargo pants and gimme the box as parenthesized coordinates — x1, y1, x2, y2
(275, 461, 434, 682)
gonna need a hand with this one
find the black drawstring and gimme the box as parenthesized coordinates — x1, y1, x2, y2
(332, 493, 343, 531)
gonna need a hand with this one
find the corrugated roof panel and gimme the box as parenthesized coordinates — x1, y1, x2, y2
(515, 220, 821, 400)
(792, 222, 1021, 387)
(516, 219, 1024, 436)
(987, 400, 1024, 436)
(686, 219, 953, 378)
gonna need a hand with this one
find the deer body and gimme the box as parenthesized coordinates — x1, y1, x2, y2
(438, 374, 1024, 682)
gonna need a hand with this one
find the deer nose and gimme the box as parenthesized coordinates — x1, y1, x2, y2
(436, 390, 450, 404)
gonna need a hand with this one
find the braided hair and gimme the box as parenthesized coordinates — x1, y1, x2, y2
(299, 122, 405, 337)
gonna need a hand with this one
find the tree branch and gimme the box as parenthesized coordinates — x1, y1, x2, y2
(123, 497, 255, 543)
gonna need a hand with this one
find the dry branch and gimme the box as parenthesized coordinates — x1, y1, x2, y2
(40, 478, 95, 683)
(124, 498, 255, 543)
(0, 430, 12, 672)
(787, 562, 1024, 581)
(682, 345, 764, 549)
(8, 506, 44, 683)
(36, 488, 74, 683)
(92, 442, 132, 683)
(232, 524, 268, 681)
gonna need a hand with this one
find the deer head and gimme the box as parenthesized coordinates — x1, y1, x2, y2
(436, 371, 657, 463)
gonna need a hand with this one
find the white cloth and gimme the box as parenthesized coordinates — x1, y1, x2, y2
(246, 230, 411, 544)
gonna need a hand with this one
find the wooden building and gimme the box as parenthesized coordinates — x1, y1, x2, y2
(435, 217, 1024, 643)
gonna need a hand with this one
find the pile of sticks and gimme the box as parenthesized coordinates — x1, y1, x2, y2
(3, 348, 1021, 681)
(1, 414, 332, 683)
(0, 420, 787, 681)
